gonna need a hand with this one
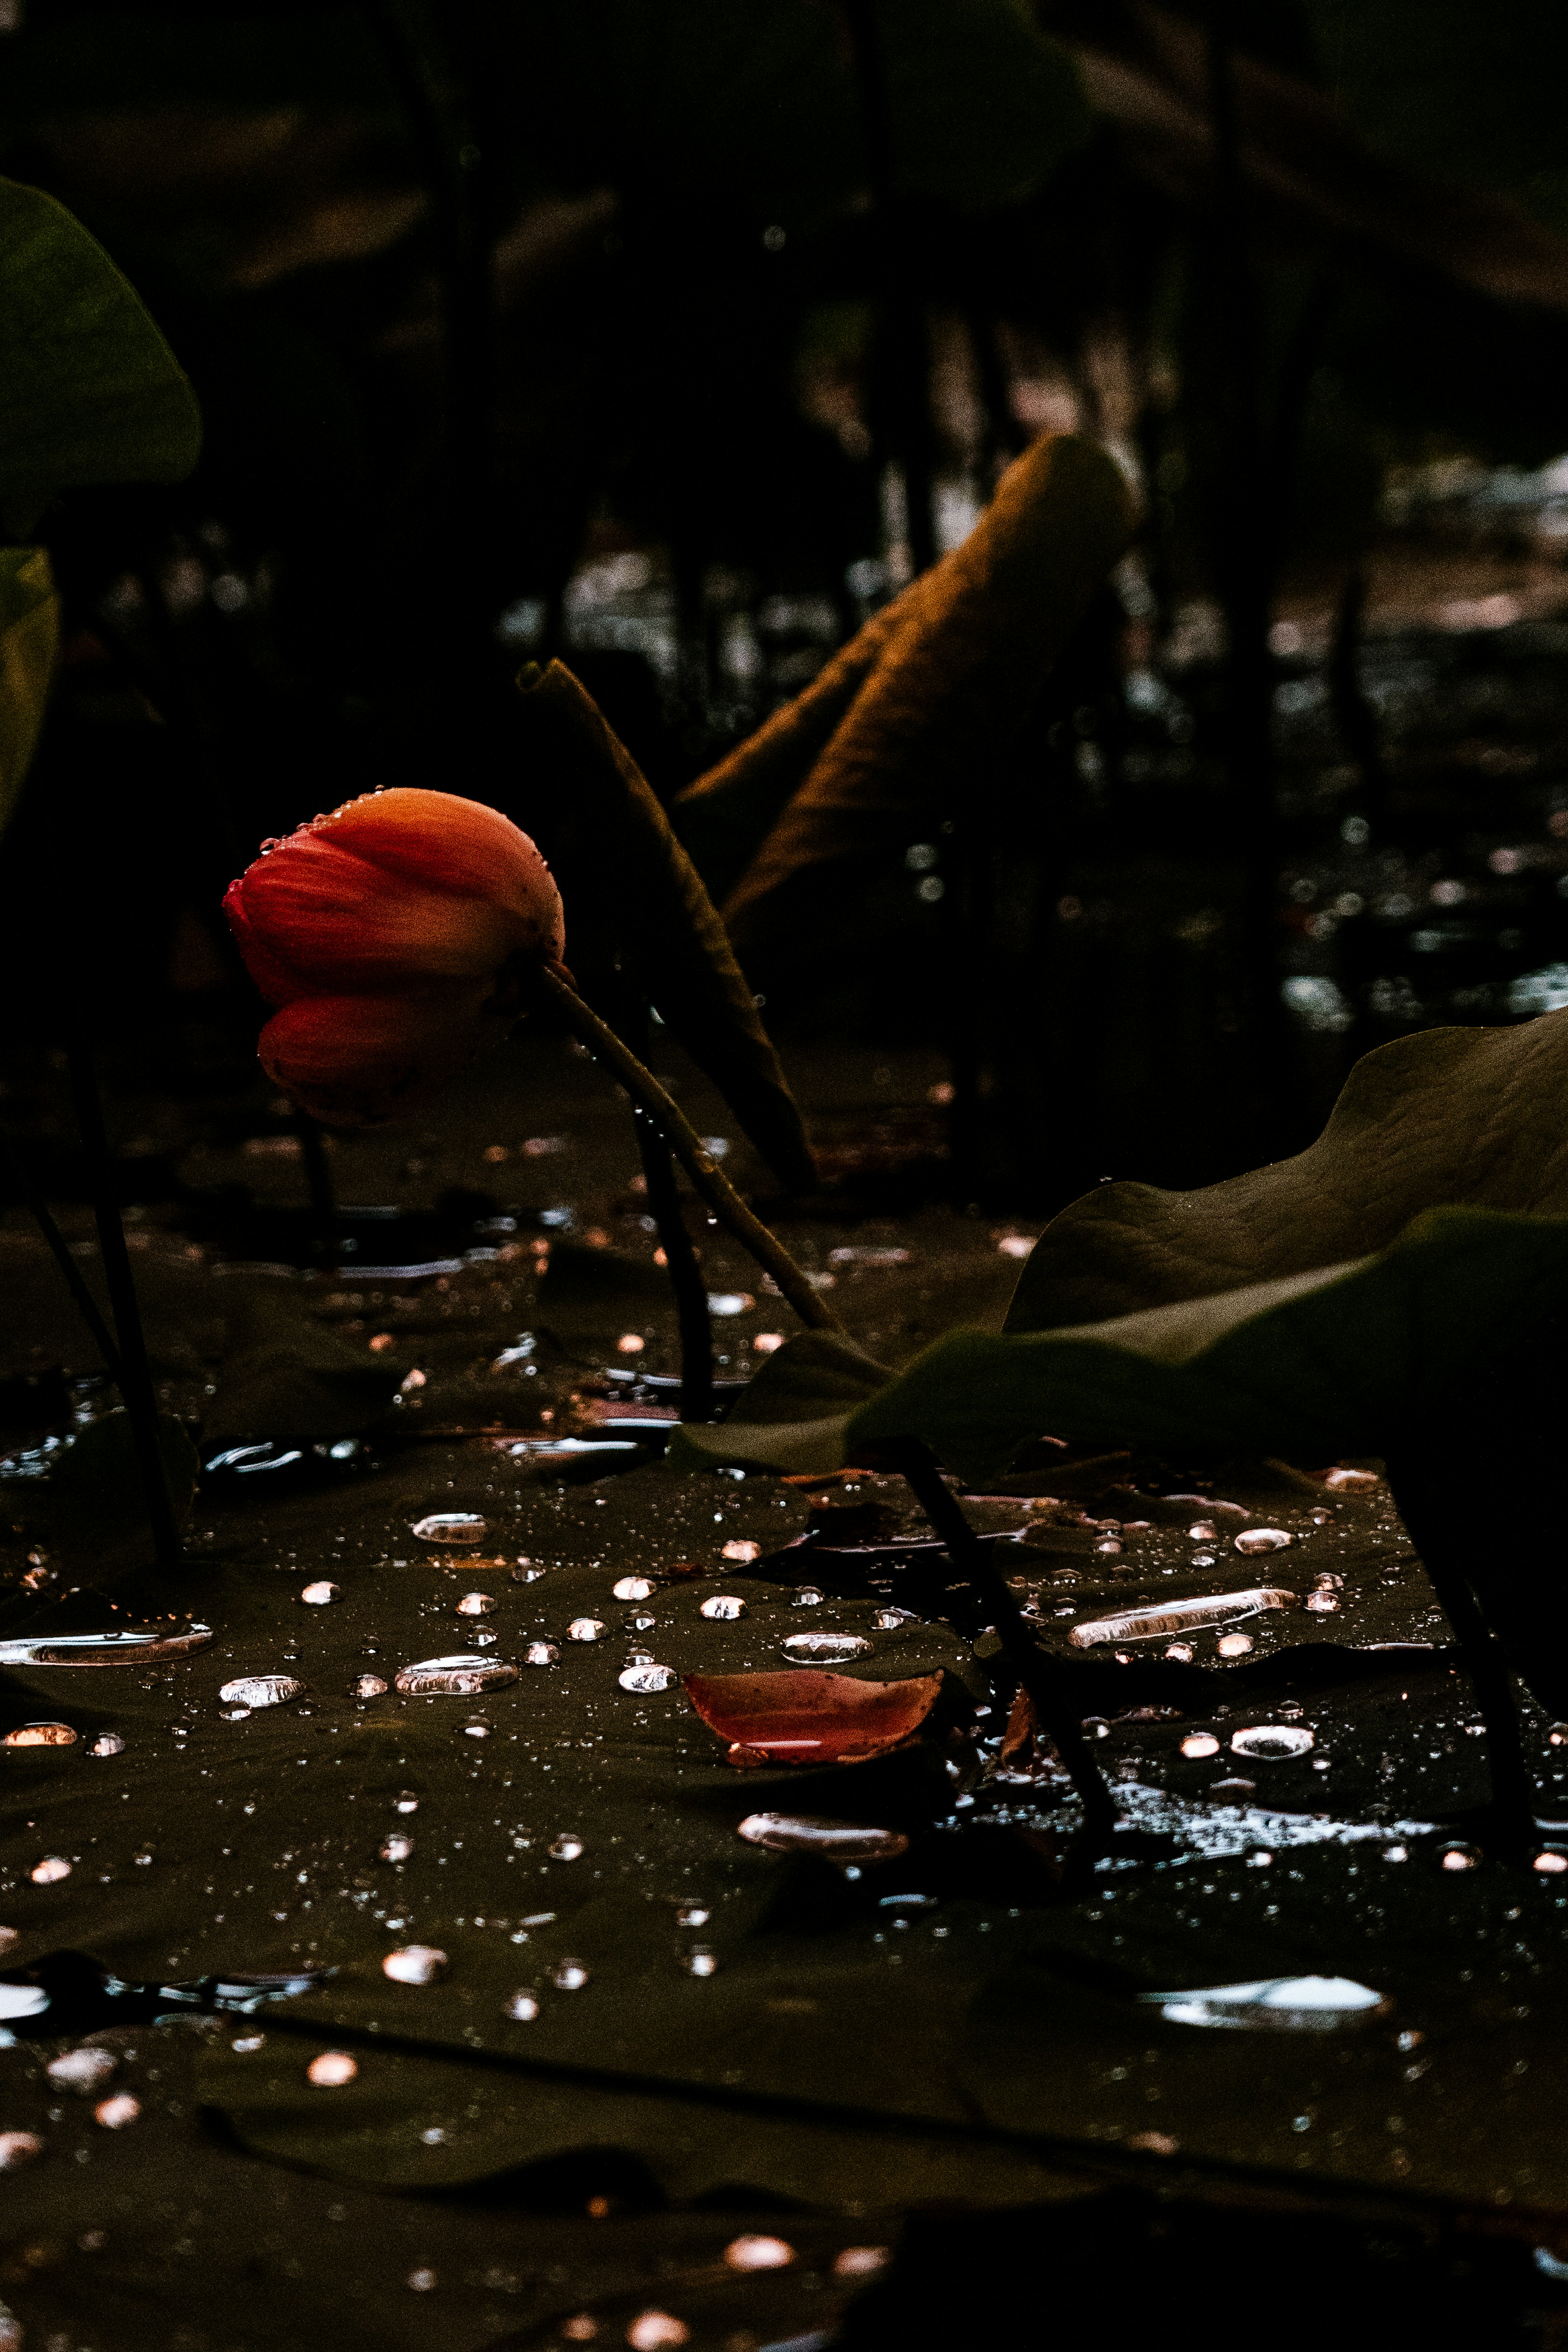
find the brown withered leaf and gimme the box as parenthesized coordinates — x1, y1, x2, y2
(716, 433, 1134, 946)
(506, 660, 815, 1192)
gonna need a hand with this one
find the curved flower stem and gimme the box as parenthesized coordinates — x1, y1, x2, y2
(537, 965, 838, 1336)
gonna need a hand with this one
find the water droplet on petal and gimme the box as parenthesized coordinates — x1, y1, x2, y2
(350, 1674, 388, 1698)
(394, 1655, 519, 1696)
(47, 2048, 116, 2093)
(724, 2233, 793, 2270)
(219, 1676, 305, 1709)
(524, 1642, 559, 1668)
(1230, 1724, 1314, 1760)
(412, 1513, 489, 1547)
(301, 1581, 340, 1606)
(567, 1619, 606, 1644)
(380, 1835, 413, 1862)
(1234, 1527, 1291, 1555)
(612, 1576, 657, 1601)
(780, 1632, 872, 1663)
(504, 1990, 539, 2021)
(1180, 1733, 1221, 1758)
(700, 1594, 746, 1621)
(0, 2132, 42, 2168)
(307, 2051, 358, 2085)
(31, 1857, 70, 1884)
(550, 1834, 584, 1861)
(619, 1664, 675, 1693)
(384, 1945, 447, 1985)
(737, 1813, 908, 1860)
(94, 2094, 140, 2129)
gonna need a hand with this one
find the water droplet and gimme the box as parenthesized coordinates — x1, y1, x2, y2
(834, 2246, 890, 2278)
(1533, 1850, 1568, 1874)
(724, 2233, 793, 2271)
(1442, 1846, 1479, 1872)
(1234, 1527, 1292, 1555)
(30, 1857, 70, 1884)
(792, 1587, 826, 1608)
(684, 1947, 718, 1977)
(0, 1986, 47, 2022)
(1164, 1642, 1194, 1663)
(524, 1642, 559, 1668)
(550, 1834, 584, 1861)
(462, 1716, 490, 1738)
(219, 1676, 306, 1709)
(567, 1619, 606, 1644)
(1384, 1845, 1409, 1864)
(1094, 1538, 1123, 1558)
(411, 1512, 489, 1546)
(612, 1576, 657, 1601)
(350, 1674, 388, 1698)
(504, 1990, 539, 2021)
(301, 1581, 340, 1606)
(384, 1945, 447, 1985)
(780, 1632, 872, 1663)
(408, 2267, 437, 2292)
(512, 1563, 546, 1584)
(1230, 1725, 1315, 1760)
(1142, 1976, 1388, 2032)
(737, 1813, 908, 1860)
(1180, 1733, 1221, 1758)
(0, 2133, 42, 2168)
(89, 1733, 126, 1757)
(1323, 1467, 1378, 1494)
(455, 1592, 495, 1616)
(1068, 1588, 1293, 1650)
(552, 1958, 590, 1991)
(616, 1334, 646, 1355)
(1216, 1632, 1254, 1657)
(233, 2034, 265, 2052)
(1187, 1520, 1217, 1541)
(94, 2094, 140, 2128)
(721, 1539, 761, 1563)
(619, 1663, 675, 1693)
(220, 1706, 252, 1722)
(307, 2051, 356, 2087)
(394, 1655, 519, 1695)
(380, 1835, 413, 1862)
(3, 1722, 76, 1748)
(0, 1625, 213, 1666)
(48, 2047, 115, 2092)
(627, 2312, 688, 2350)
(700, 1594, 746, 1621)
(1304, 1589, 1341, 1613)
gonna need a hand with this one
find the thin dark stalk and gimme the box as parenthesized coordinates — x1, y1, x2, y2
(0, 1131, 123, 1382)
(62, 1025, 182, 1570)
(894, 1443, 1118, 1840)
(633, 1109, 714, 1423)
(1329, 563, 1391, 830)
(538, 966, 837, 1335)
(294, 1114, 339, 1275)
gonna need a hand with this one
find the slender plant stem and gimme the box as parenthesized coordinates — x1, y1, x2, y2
(538, 966, 838, 1336)
(63, 1028, 183, 1571)
(895, 1444, 1118, 1841)
(632, 1109, 715, 1422)
(2, 1131, 124, 1383)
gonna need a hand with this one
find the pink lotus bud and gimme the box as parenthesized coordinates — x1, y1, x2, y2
(224, 788, 564, 1124)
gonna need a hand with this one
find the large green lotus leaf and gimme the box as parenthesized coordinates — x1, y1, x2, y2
(0, 176, 201, 525)
(0, 545, 58, 832)
(1006, 1013, 1568, 1332)
(507, 662, 816, 1192)
(674, 1208, 1568, 1484)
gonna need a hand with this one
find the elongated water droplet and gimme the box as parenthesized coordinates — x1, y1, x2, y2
(1069, 1588, 1294, 1650)
(394, 1655, 519, 1696)
(736, 1813, 908, 1860)
(384, 1945, 446, 1985)
(411, 1513, 488, 1547)
(219, 1675, 305, 1709)
(780, 1632, 872, 1663)
(0, 1986, 47, 2021)
(3, 1723, 76, 1748)
(0, 1625, 213, 1666)
(724, 2234, 794, 2271)
(1141, 1975, 1388, 2032)
(1230, 1724, 1314, 1760)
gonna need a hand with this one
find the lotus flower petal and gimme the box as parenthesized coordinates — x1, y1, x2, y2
(257, 982, 499, 1127)
(682, 1667, 943, 1766)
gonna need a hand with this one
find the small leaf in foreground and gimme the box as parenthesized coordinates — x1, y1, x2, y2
(682, 1667, 944, 1766)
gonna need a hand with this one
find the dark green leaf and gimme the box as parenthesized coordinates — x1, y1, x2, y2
(666, 1328, 892, 1475)
(507, 661, 816, 1192)
(1005, 1013, 1568, 1331)
(0, 176, 201, 526)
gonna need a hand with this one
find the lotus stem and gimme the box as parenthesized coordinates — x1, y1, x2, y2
(537, 965, 837, 1336)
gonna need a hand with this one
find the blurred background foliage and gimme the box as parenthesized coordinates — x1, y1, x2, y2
(4, 0, 1568, 1205)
